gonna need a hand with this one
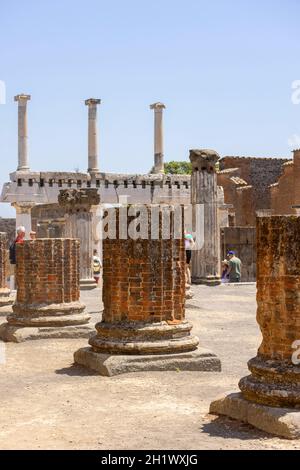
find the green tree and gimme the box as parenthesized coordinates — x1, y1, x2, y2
(163, 161, 192, 175)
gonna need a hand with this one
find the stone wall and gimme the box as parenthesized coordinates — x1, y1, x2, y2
(217, 169, 255, 226)
(0, 233, 8, 289)
(220, 156, 290, 213)
(0, 218, 15, 243)
(270, 151, 300, 215)
(221, 226, 256, 281)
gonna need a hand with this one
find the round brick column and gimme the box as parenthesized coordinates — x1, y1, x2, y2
(0, 232, 13, 307)
(239, 216, 300, 407)
(0, 238, 91, 342)
(75, 205, 221, 375)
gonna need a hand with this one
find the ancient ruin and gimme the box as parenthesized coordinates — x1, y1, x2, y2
(190, 149, 221, 285)
(0, 238, 92, 342)
(0, 232, 13, 309)
(1, 94, 296, 285)
(210, 216, 300, 438)
(58, 188, 100, 289)
(74, 204, 221, 376)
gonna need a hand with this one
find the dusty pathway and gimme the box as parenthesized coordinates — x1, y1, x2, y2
(0, 285, 299, 450)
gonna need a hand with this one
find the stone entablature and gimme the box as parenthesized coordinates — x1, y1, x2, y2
(1, 171, 191, 206)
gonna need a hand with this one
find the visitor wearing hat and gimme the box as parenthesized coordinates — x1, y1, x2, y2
(227, 251, 242, 283)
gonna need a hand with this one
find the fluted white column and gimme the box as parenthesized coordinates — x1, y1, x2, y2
(150, 102, 166, 174)
(85, 98, 101, 173)
(190, 149, 221, 285)
(14, 94, 31, 171)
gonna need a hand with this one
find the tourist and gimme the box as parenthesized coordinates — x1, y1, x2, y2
(227, 251, 242, 283)
(221, 259, 229, 283)
(184, 230, 195, 285)
(9, 226, 26, 265)
(93, 249, 102, 285)
(30, 231, 36, 240)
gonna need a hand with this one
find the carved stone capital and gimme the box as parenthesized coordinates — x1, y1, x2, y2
(189, 149, 220, 172)
(58, 188, 100, 213)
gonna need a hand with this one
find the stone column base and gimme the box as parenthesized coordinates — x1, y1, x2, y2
(0, 323, 94, 342)
(192, 275, 221, 286)
(0, 288, 14, 307)
(80, 278, 97, 290)
(239, 356, 300, 408)
(0, 300, 92, 342)
(209, 392, 300, 439)
(74, 346, 221, 376)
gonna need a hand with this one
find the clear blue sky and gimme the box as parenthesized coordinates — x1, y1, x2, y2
(0, 0, 299, 216)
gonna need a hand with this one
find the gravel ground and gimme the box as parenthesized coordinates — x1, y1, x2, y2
(0, 284, 300, 450)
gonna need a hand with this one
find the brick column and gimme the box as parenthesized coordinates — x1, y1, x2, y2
(0, 233, 13, 308)
(210, 216, 300, 439)
(58, 188, 100, 290)
(74, 204, 221, 376)
(0, 238, 91, 342)
(190, 149, 221, 285)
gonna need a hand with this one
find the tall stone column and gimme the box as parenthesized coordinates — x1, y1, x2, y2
(14, 94, 31, 171)
(150, 102, 166, 174)
(0, 233, 13, 309)
(293, 149, 300, 207)
(85, 98, 101, 173)
(210, 216, 300, 439)
(12, 202, 34, 238)
(74, 204, 221, 376)
(0, 238, 91, 342)
(58, 188, 100, 290)
(190, 149, 221, 286)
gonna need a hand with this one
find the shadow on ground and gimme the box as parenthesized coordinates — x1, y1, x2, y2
(201, 415, 271, 441)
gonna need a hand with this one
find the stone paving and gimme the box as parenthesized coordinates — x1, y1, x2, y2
(0, 284, 300, 450)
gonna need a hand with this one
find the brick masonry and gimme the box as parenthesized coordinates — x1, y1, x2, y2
(85, 205, 200, 355)
(220, 156, 290, 215)
(0, 238, 92, 341)
(0, 233, 8, 290)
(238, 216, 300, 407)
(102, 206, 186, 324)
(16, 238, 80, 306)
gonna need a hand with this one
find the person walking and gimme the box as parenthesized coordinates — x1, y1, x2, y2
(184, 230, 195, 285)
(227, 251, 242, 283)
(9, 226, 26, 290)
(221, 259, 230, 283)
(93, 249, 102, 285)
(9, 226, 26, 265)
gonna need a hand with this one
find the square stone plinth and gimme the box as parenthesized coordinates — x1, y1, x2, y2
(210, 392, 300, 439)
(74, 346, 221, 377)
(0, 323, 95, 342)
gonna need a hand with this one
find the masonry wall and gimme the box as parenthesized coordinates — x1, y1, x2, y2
(270, 163, 294, 215)
(0, 233, 8, 289)
(256, 216, 300, 360)
(0, 218, 15, 243)
(16, 238, 80, 305)
(102, 206, 186, 323)
(220, 156, 290, 212)
(221, 226, 256, 282)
